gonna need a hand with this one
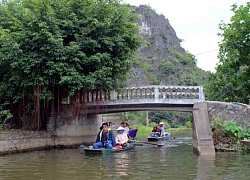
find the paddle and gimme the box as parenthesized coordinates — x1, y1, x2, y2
(134, 141, 164, 146)
(165, 130, 175, 139)
(170, 132, 176, 139)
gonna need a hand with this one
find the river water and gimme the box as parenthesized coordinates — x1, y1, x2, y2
(1, 131, 250, 180)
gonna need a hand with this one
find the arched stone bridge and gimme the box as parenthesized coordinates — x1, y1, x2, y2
(68, 85, 213, 155)
(61, 85, 250, 155)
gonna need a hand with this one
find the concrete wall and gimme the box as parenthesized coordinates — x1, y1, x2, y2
(102, 113, 122, 130)
(53, 104, 102, 146)
(0, 131, 54, 154)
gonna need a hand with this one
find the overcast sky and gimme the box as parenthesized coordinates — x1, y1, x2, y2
(123, 0, 248, 72)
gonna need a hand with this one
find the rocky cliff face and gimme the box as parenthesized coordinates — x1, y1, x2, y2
(128, 5, 205, 86)
(137, 5, 185, 55)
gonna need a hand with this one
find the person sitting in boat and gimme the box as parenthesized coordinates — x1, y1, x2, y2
(92, 122, 116, 149)
(159, 122, 165, 137)
(151, 125, 161, 137)
(121, 121, 130, 135)
(115, 126, 128, 148)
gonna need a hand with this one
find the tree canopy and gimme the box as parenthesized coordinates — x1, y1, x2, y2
(0, 0, 141, 129)
(205, 2, 250, 104)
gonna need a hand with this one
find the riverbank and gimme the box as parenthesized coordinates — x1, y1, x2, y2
(0, 130, 95, 155)
(0, 130, 52, 154)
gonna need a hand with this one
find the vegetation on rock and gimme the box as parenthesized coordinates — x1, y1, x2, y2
(211, 116, 250, 151)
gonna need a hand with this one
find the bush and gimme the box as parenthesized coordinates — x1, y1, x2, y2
(210, 117, 250, 149)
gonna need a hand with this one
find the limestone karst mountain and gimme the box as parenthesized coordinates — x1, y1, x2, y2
(128, 5, 206, 87)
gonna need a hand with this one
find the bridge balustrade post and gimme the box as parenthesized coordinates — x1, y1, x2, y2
(163, 89, 166, 99)
(110, 91, 116, 100)
(199, 86, 204, 101)
(121, 91, 124, 99)
(154, 87, 159, 99)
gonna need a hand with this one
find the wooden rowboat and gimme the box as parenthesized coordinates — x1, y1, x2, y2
(240, 140, 250, 148)
(147, 132, 171, 142)
(83, 143, 134, 154)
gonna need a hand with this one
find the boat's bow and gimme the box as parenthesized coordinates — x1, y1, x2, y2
(240, 140, 250, 148)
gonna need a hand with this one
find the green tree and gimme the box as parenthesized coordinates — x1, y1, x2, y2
(0, 0, 142, 130)
(160, 61, 176, 75)
(205, 3, 250, 104)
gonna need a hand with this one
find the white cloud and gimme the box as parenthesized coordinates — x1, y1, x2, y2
(124, 0, 248, 72)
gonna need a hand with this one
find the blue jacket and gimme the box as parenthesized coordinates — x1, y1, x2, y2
(95, 130, 116, 147)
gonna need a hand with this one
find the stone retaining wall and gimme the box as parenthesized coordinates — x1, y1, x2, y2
(207, 101, 250, 127)
(0, 131, 96, 154)
(0, 131, 54, 154)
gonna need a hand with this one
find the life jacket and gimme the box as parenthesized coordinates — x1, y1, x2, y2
(99, 130, 110, 142)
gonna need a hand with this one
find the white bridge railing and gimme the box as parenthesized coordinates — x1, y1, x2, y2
(71, 86, 205, 103)
(110, 86, 204, 101)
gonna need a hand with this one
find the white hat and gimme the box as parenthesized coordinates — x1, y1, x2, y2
(116, 126, 125, 131)
(159, 122, 164, 125)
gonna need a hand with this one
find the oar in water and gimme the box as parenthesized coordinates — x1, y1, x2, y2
(167, 131, 176, 139)
(134, 141, 164, 146)
(171, 133, 176, 139)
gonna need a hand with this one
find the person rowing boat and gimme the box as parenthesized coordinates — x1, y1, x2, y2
(90, 122, 116, 149)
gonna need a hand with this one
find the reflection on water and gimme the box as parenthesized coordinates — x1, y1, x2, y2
(0, 131, 250, 180)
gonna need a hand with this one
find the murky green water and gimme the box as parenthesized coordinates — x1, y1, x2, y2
(1, 131, 250, 180)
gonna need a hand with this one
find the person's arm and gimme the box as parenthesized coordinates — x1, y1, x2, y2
(110, 131, 116, 147)
(160, 129, 164, 137)
(119, 133, 128, 144)
(95, 132, 100, 143)
(115, 135, 119, 144)
(126, 127, 130, 134)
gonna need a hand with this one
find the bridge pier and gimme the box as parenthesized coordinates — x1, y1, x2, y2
(192, 102, 215, 155)
(53, 109, 102, 146)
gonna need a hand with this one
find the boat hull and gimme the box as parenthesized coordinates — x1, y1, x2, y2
(83, 144, 134, 154)
(147, 132, 171, 142)
(240, 140, 250, 148)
